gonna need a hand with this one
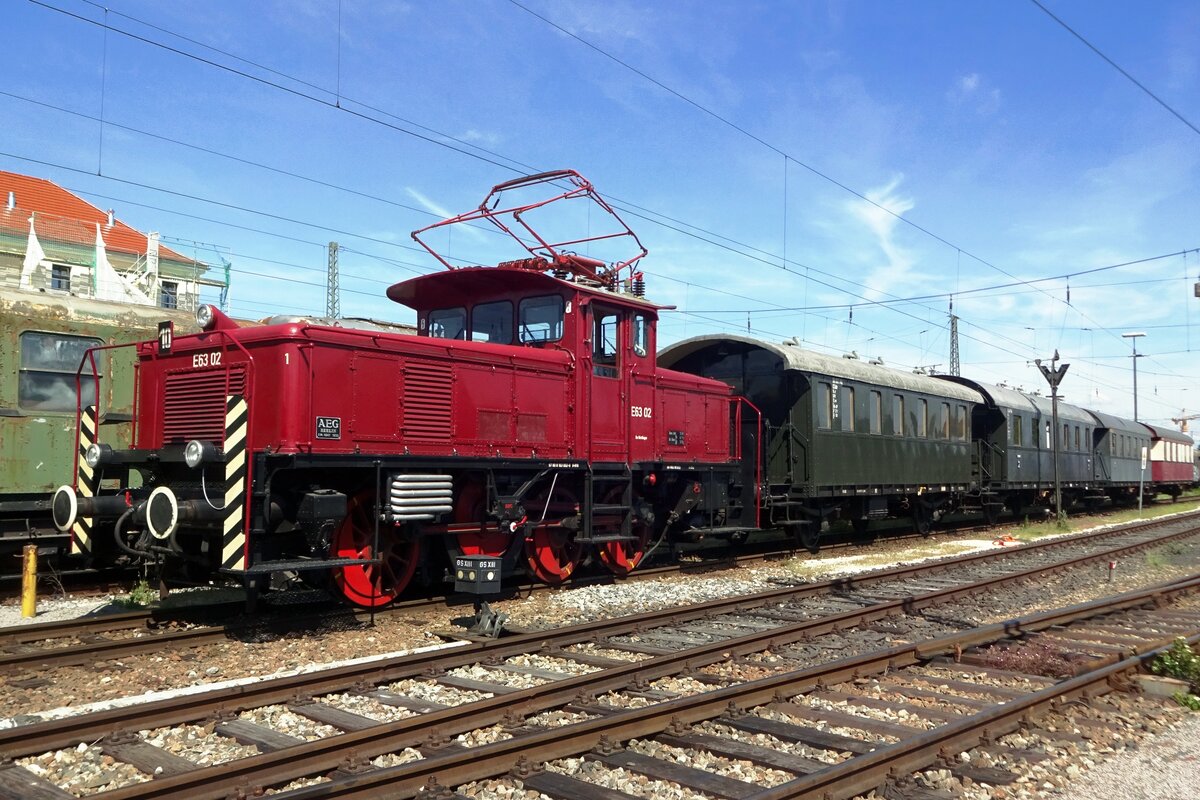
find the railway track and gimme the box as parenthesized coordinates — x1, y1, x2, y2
(0, 511, 1198, 797)
(2, 509, 1196, 675)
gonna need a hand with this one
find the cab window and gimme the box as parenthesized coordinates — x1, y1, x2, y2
(19, 331, 102, 413)
(428, 308, 466, 340)
(518, 295, 564, 344)
(632, 314, 650, 358)
(470, 300, 513, 344)
(593, 308, 620, 378)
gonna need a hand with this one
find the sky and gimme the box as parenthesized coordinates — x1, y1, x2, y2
(3, 0, 1198, 427)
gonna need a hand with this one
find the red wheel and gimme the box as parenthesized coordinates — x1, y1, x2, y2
(596, 488, 651, 577)
(332, 491, 419, 608)
(524, 486, 581, 585)
(450, 481, 509, 558)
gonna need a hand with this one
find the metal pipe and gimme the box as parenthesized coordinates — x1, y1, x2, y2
(21, 545, 36, 618)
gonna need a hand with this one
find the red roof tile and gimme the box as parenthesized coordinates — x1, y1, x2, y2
(0, 170, 196, 264)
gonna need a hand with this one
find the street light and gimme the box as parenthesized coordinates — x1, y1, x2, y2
(1122, 332, 1146, 421)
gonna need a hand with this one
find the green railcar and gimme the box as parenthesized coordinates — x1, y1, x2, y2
(0, 286, 195, 563)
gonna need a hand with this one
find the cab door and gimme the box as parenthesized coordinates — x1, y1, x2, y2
(627, 312, 656, 461)
(588, 304, 627, 460)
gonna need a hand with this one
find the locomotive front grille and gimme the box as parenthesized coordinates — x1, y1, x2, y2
(389, 474, 453, 521)
(162, 368, 247, 444)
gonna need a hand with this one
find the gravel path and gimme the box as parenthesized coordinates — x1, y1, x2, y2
(1053, 712, 1200, 800)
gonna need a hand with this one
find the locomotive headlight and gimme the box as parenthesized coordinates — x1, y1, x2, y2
(184, 439, 219, 469)
(195, 303, 216, 331)
(84, 443, 112, 469)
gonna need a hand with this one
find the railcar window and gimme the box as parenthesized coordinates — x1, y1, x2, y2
(593, 308, 620, 378)
(955, 404, 967, 440)
(470, 300, 513, 344)
(918, 399, 928, 438)
(840, 386, 855, 432)
(1012, 414, 1023, 446)
(892, 394, 904, 435)
(428, 308, 466, 340)
(632, 314, 649, 357)
(869, 391, 882, 434)
(518, 295, 564, 344)
(18, 331, 102, 413)
(1074, 426, 1081, 451)
(817, 383, 832, 429)
(939, 403, 950, 439)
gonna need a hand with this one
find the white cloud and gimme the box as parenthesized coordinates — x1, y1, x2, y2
(845, 175, 918, 299)
(404, 187, 487, 243)
(947, 72, 1001, 115)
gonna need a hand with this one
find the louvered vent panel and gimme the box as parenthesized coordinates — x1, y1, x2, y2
(403, 361, 452, 439)
(161, 369, 246, 444)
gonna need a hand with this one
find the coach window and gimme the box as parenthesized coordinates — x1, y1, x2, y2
(518, 295, 565, 344)
(956, 404, 967, 440)
(840, 386, 855, 432)
(428, 307, 466, 340)
(869, 391, 882, 434)
(1074, 426, 1081, 451)
(892, 394, 904, 435)
(470, 300, 513, 344)
(817, 383, 832, 429)
(593, 308, 620, 378)
(19, 331, 102, 413)
(939, 402, 950, 439)
(1012, 414, 1022, 446)
(918, 398, 928, 438)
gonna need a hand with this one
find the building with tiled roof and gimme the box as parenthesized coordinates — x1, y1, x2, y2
(0, 170, 227, 310)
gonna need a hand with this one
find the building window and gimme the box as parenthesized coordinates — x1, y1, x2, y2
(869, 390, 882, 434)
(159, 281, 179, 310)
(840, 386, 855, 432)
(18, 331, 102, 412)
(892, 394, 904, 436)
(817, 383, 832, 429)
(51, 264, 71, 292)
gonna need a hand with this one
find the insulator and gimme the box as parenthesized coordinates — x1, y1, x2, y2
(632, 276, 645, 297)
(552, 269, 569, 280)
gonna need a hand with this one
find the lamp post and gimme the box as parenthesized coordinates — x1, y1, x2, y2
(1122, 332, 1146, 421)
(1036, 350, 1070, 521)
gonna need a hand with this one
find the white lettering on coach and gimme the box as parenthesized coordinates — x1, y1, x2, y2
(630, 406, 653, 419)
(192, 351, 223, 368)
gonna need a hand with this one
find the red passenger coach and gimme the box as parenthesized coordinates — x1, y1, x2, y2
(53, 171, 757, 606)
(1142, 423, 1195, 499)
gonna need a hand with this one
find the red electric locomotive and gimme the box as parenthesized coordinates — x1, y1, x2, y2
(52, 171, 759, 606)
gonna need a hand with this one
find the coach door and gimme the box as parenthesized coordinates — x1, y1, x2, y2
(588, 304, 628, 460)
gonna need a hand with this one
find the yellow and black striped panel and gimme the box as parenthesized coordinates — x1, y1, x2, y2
(221, 394, 249, 571)
(71, 405, 98, 556)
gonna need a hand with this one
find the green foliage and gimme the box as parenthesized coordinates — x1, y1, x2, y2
(1151, 638, 1200, 709)
(1174, 692, 1200, 711)
(116, 579, 157, 608)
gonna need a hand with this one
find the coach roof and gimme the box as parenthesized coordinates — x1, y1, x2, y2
(659, 334, 982, 403)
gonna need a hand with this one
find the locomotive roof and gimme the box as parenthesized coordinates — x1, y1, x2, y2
(1140, 422, 1194, 445)
(940, 375, 1094, 424)
(1087, 409, 1148, 437)
(658, 334, 982, 402)
(386, 266, 665, 312)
